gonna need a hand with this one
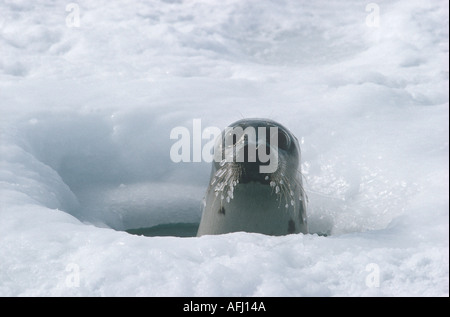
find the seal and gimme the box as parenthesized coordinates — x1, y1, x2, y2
(197, 118, 308, 236)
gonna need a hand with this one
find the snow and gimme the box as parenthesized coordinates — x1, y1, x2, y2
(0, 0, 448, 296)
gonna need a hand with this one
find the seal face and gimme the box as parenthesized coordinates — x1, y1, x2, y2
(197, 118, 308, 236)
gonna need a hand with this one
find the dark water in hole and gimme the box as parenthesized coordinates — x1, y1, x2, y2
(126, 222, 328, 237)
(126, 223, 200, 237)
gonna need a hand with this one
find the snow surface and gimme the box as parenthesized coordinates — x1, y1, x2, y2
(0, 0, 448, 296)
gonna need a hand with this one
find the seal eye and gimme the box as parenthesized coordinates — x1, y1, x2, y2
(277, 130, 290, 150)
(232, 134, 238, 145)
(266, 128, 290, 150)
(224, 131, 239, 146)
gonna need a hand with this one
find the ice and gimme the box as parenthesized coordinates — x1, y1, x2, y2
(0, 0, 448, 296)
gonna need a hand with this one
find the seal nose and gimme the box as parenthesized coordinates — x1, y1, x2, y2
(242, 143, 271, 164)
(239, 143, 271, 183)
